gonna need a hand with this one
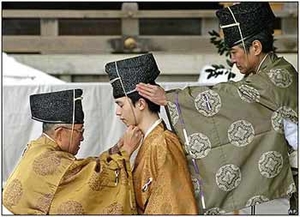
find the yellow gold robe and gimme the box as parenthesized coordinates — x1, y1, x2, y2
(133, 122, 198, 214)
(3, 135, 136, 214)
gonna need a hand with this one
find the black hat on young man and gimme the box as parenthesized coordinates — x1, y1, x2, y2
(105, 53, 160, 99)
(216, 2, 276, 48)
(30, 89, 84, 124)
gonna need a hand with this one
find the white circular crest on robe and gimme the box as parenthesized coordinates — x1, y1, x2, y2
(205, 207, 226, 215)
(287, 183, 297, 196)
(186, 133, 211, 159)
(215, 164, 242, 192)
(258, 151, 283, 178)
(166, 101, 179, 125)
(194, 90, 221, 117)
(238, 84, 260, 103)
(228, 120, 255, 147)
(271, 106, 298, 134)
(246, 195, 269, 207)
(267, 68, 292, 88)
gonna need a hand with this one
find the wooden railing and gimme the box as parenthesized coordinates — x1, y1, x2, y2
(2, 3, 298, 54)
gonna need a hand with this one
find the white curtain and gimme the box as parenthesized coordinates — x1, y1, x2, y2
(2, 82, 195, 182)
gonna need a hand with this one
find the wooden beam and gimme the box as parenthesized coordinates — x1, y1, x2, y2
(3, 35, 297, 54)
(3, 9, 297, 19)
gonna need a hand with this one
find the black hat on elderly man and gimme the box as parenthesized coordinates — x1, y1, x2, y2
(30, 89, 84, 124)
(216, 2, 276, 48)
(105, 53, 160, 99)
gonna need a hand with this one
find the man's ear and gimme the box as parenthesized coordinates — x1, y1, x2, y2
(138, 98, 146, 110)
(53, 127, 63, 142)
(252, 40, 262, 56)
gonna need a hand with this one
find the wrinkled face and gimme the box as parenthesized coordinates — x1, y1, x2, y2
(230, 45, 258, 75)
(59, 124, 84, 155)
(115, 96, 139, 127)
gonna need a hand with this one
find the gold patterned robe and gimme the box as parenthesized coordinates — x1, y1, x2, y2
(165, 53, 298, 214)
(3, 135, 136, 214)
(133, 122, 198, 214)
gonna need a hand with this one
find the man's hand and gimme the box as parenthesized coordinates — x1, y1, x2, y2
(121, 125, 143, 156)
(136, 83, 167, 106)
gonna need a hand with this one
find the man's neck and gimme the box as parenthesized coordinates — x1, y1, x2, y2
(138, 112, 160, 135)
(43, 132, 57, 143)
(256, 52, 270, 73)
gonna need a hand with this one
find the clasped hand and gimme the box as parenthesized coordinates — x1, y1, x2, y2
(119, 125, 143, 156)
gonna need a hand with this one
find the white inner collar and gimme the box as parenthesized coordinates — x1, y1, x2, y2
(144, 118, 162, 139)
(130, 118, 162, 169)
(43, 132, 56, 143)
(256, 53, 269, 73)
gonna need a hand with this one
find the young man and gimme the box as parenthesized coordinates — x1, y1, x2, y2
(105, 53, 198, 214)
(3, 89, 143, 214)
(136, 2, 298, 215)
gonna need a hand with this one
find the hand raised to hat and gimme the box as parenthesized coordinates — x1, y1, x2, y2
(121, 125, 143, 156)
(136, 83, 167, 106)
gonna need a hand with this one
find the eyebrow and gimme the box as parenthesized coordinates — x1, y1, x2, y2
(115, 100, 123, 105)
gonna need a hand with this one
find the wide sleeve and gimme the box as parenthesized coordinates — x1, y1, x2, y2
(144, 133, 198, 214)
(49, 147, 136, 214)
(162, 59, 297, 214)
(2, 143, 75, 215)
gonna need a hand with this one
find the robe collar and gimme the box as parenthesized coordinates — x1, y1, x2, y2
(256, 52, 277, 73)
(130, 118, 162, 169)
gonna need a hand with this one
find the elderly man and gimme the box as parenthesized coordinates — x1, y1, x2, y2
(3, 89, 143, 214)
(136, 2, 298, 215)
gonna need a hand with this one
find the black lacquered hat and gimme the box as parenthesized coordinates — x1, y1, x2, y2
(30, 89, 84, 124)
(216, 2, 276, 48)
(105, 53, 160, 99)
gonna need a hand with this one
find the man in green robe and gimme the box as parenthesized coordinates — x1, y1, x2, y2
(3, 89, 143, 214)
(136, 2, 298, 214)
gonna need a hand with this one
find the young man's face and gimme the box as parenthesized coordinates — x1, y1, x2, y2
(115, 96, 139, 127)
(229, 45, 258, 75)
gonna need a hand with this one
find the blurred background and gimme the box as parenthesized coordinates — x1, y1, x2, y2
(2, 1, 297, 82)
(2, 2, 298, 214)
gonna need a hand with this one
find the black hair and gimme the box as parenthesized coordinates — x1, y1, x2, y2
(127, 88, 160, 114)
(239, 27, 275, 53)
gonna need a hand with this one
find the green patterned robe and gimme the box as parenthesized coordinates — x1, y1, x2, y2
(165, 53, 298, 214)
